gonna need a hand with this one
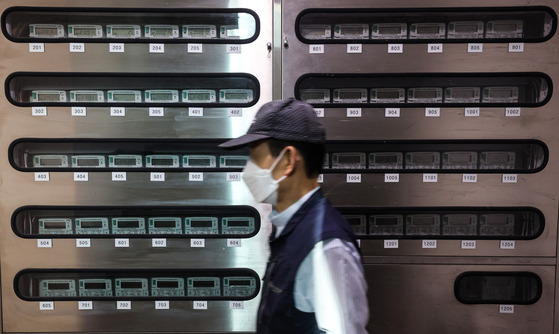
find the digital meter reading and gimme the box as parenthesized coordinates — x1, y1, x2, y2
(220, 155, 249, 168)
(334, 24, 369, 39)
(220, 25, 242, 39)
(482, 87, 519, 103)
(369, 215, 404, 236)
(151, 278, 185, 296)
(333, 89, 367, 103)
(405, 152, 441, 169)
(408, 88, 443, 103)
(445, 87, 481, 103)
(223, 277, 256, 297)
(70, 90, 104, 103)
(115, 278, 149, 297)
(112, 217, 146, 235)
(300, 25, 332, 40)
(38, 218, 73, 235)
(447, 21, 484, 39)
(486, 20, 523, 38)
(371, 23, 407, 39)
(479, 151, 516, 170)
(343, 215, 367, 235)
(39, 279, 76, 297)
(182, 25, 217, 39)
(182, 90, 216, 103)
(31, 90, 67, 103)
(409, 23, 446, 39)
(109, 155, 143, 168)
(68, 25, 103, 38)
(79, 279, 112, 297)
(29, 24, 64, 38)
(145, 25, 179, 39)
(222, 217, 255, 235)
(75, 217, 110, 234)
(145, 90, 179, 103)
(370, 88, 405, 103)
(480, 214, 515, 236)
(219, 89, 253, 103)
(442, 152, 478, 169)
(187, 277, 220, 297)
(145, 155, 180, 168)
(184, 217, 219, 235)
(107, 90, 142, 103)
(442, 214, 477, 236)
(406, 214, 441, 236)
(72, 155, 106, 168)
(369, 152, 403, 169)
(148, 217, 182, 234)
(106, 25, 141, 38)
(299, 89, 330, 104)
(183, 155, 217, 168)
(332, 152, 366, 169)
(33, 155, 69, 168)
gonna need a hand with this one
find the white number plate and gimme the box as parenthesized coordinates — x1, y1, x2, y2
(152, 238, 167, 247)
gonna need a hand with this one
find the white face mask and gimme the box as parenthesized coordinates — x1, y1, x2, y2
(242, 148, 288, 205)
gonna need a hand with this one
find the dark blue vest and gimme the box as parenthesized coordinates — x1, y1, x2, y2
(256, 190, 359, 334)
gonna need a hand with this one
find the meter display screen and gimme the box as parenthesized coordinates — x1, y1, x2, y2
(38, 218, 73, 234)
(146, 155, 180, 168)
(182, 90, 216, 103)
(29, 24, 64, 38)
(333, 89, 367, 103)
(145, 90, 179, 103)
(68, 25, 103, 38)
(107, 90, 142, 103)
(480, 152, 516, 169)
(445, 87, 481, 103)
(223, 277, 256, 297)
(183, 155, 216, 168)
(75, 218, 110, 234)
(480, 214, 515, 236)
(40, 279, 76, 297)
(70, 90, 104, 103)
(442, 214, 477, 236)
(300, 25, 331, 39)
(408, 88, 443, 103)
(185, 217, 219, 234)
(33, 155, 69, 168)
(148, 217, 182, 234)
(112, 218, 146, 234)
(115, 278, 149, 297)
(332, 152, 366, 169)
(372, 23, 407, 39)
(72, 155, 106, 168)
(151, 278, 185, 297)
(486, 20, 523, 38)
(109, 155, 143, 168)
(370, 88, 405, 103)
(219, 89, 253, 103)
(334, 24, 369, 39)
(222, 217, 255, 235)
(182, 25, 217, 39)
(448, 21, 484, 39)
(343, 215, 367, 235)
(482, 87, 519, 103)
(79, 279, 112, 297)
(405, 152, 440, 169)
(145, 25, 179, 38)
(300, 89, 330, 103)
(406, 214, 440, 236)
(107, 25, 141, 38)
(442, 152, 478, 169)
(31, 90, 67, 103)
(369, 215, 404, 235)
(220, 155, 249, 168)
(187, 277, 220, 296)
(369, 152, 403, 169)
(410, 23, 445, 39)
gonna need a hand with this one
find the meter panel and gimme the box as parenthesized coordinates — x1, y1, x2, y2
(455, 272, 542, 304)
(296, 7, 556, 44)
(13, 206, 260, 239)
(2, 7, 259, 44)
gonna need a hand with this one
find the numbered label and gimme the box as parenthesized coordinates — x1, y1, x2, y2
(74, 172, 89, 182)
(40, 302, 54, 311)
(189, 107, 204, 117)
(425, 108, 440, 117)
(112, 172, 127, 182)
(228, 108, 242, 117)
(78, 301, 93, 310)
(117, 301, 131, 310)
(70, 43, 85, 53)
(150, 172, 165, 182)
(314, 108, 325, 118)
(189, 172, 204, 182)
(71, 107, 87, 117)
(422, 240, 437, 249)
(32, 106, 47, 116)
(155, 301, 170, 309)
(38, 239, 53, 248)
(384, 240, 399, 249)
(385, 173, 400, 183)
(385, 108, 400, 118)
(461, 240, 477, 249)
(188, 43, 203, 53)
(226, 172, 241, 182)
(194, 301, 208, 310)
(388, 44, 403, 53)
(317, 174, 324, 184)
(35, 172, 50, 182)
(500, 240, 516, 249)
(149, 108, 164, 117)
(227, 44, 241, 54)
(508, 43, 524, 53)
(227, 239, 242, 247)
(347, 108, 362, 117)
(115, 238, 130, 248)
(110, 107, 126, 117)
(465, 108, 480, 117)
(505, 107, 521, 117)
(499, 305, 514, 314)
(191, 239, 205, 248)
(462, 174, 478, 183)
(230, 301, 244, 310)
(428, 44, 443, 53)
(76, 239, 91, 248)
(309, 44, 324, 54)
(149, 43, 165, 53)
(346, 174, 362, 183)
(109, 43, 125, 53)
(502, 174, 518, 183)
(152, 238, 167, 248)
(347, 44, 362, 53)
(468, 43, 483, 53)
(29, 43, 45, 53)
(423, 173, 438, 183)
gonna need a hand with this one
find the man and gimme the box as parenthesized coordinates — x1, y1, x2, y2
(219, 98, 369, 334)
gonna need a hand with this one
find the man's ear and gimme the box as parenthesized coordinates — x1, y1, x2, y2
(283, 146, 298, 176)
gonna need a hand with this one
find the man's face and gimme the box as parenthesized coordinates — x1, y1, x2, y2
(247, 141, 286, 181)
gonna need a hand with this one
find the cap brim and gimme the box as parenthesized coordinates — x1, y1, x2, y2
(218, 133, 271, 149)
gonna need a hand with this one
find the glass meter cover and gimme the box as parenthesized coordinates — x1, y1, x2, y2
(182, 25, 217, 39)
(406, 214, 441, 236)
(145, 25, 179, 39)
(79, 279, 113, 297)
(182, 90, 216, 103)
(184, 217, 219, 235)
(32, 155, 69, 168)
(371, 23, 407, 39)
(70, 90, 104, 103)
(107, 90, 142, 103)
(145, 90, 179, 103)
(300, 89, 331, 104)
(405, 152, 441, 169)
(369, 152, 403, 169)
(115, 278, 149, 297)
(479, 151, 516, 169)
(109, 155, 143, 168)
(482, 87, 519, 103)
(442, 151, 478, 169)
(222, 217, 255, 235)
(369, 215, 404, 236)
(332, 152, 366, 169)
(187, 277, 220, 297)
(300, 25, 332, 40)
(68, 25, 103, 38)
(334, 24, 370, 39)
(72, 155, 106, 168)
(442, 214, 477, 236)
(219, 89, 253, 103)
(445, 87, 481, 103)
(447, 21, 484, 39)
(29, 24, 64, 38)
(407, 87, 443, 103)
(75, 217, 110, 234)
(486, 20, 523, 38)
(106, 25, 141, 38)
(333, 88, 367, 103)
(111, 217, 146, 234)
(183, 155, 217, 168)
(409, 23, 446, 39)
(38, 218, 73, 235)
(151, 278, 185, 296)
(370, 88, 405, 103)
(39, 279, 76, 297)
(31, 90, 67, 103)
(223, 277, 256, 297)
(145, 155, 180, 168)
(219, 155, 249, 168)
(480, 214, 515, 236)
(148, 217, 182, 234)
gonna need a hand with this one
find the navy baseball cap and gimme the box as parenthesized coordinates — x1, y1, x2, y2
(219, 98, 326, 149)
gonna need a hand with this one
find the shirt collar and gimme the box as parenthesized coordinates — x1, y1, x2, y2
(270, 186, 320, 238)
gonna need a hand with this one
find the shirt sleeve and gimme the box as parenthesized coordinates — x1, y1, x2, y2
(294, 238, 369, 334)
